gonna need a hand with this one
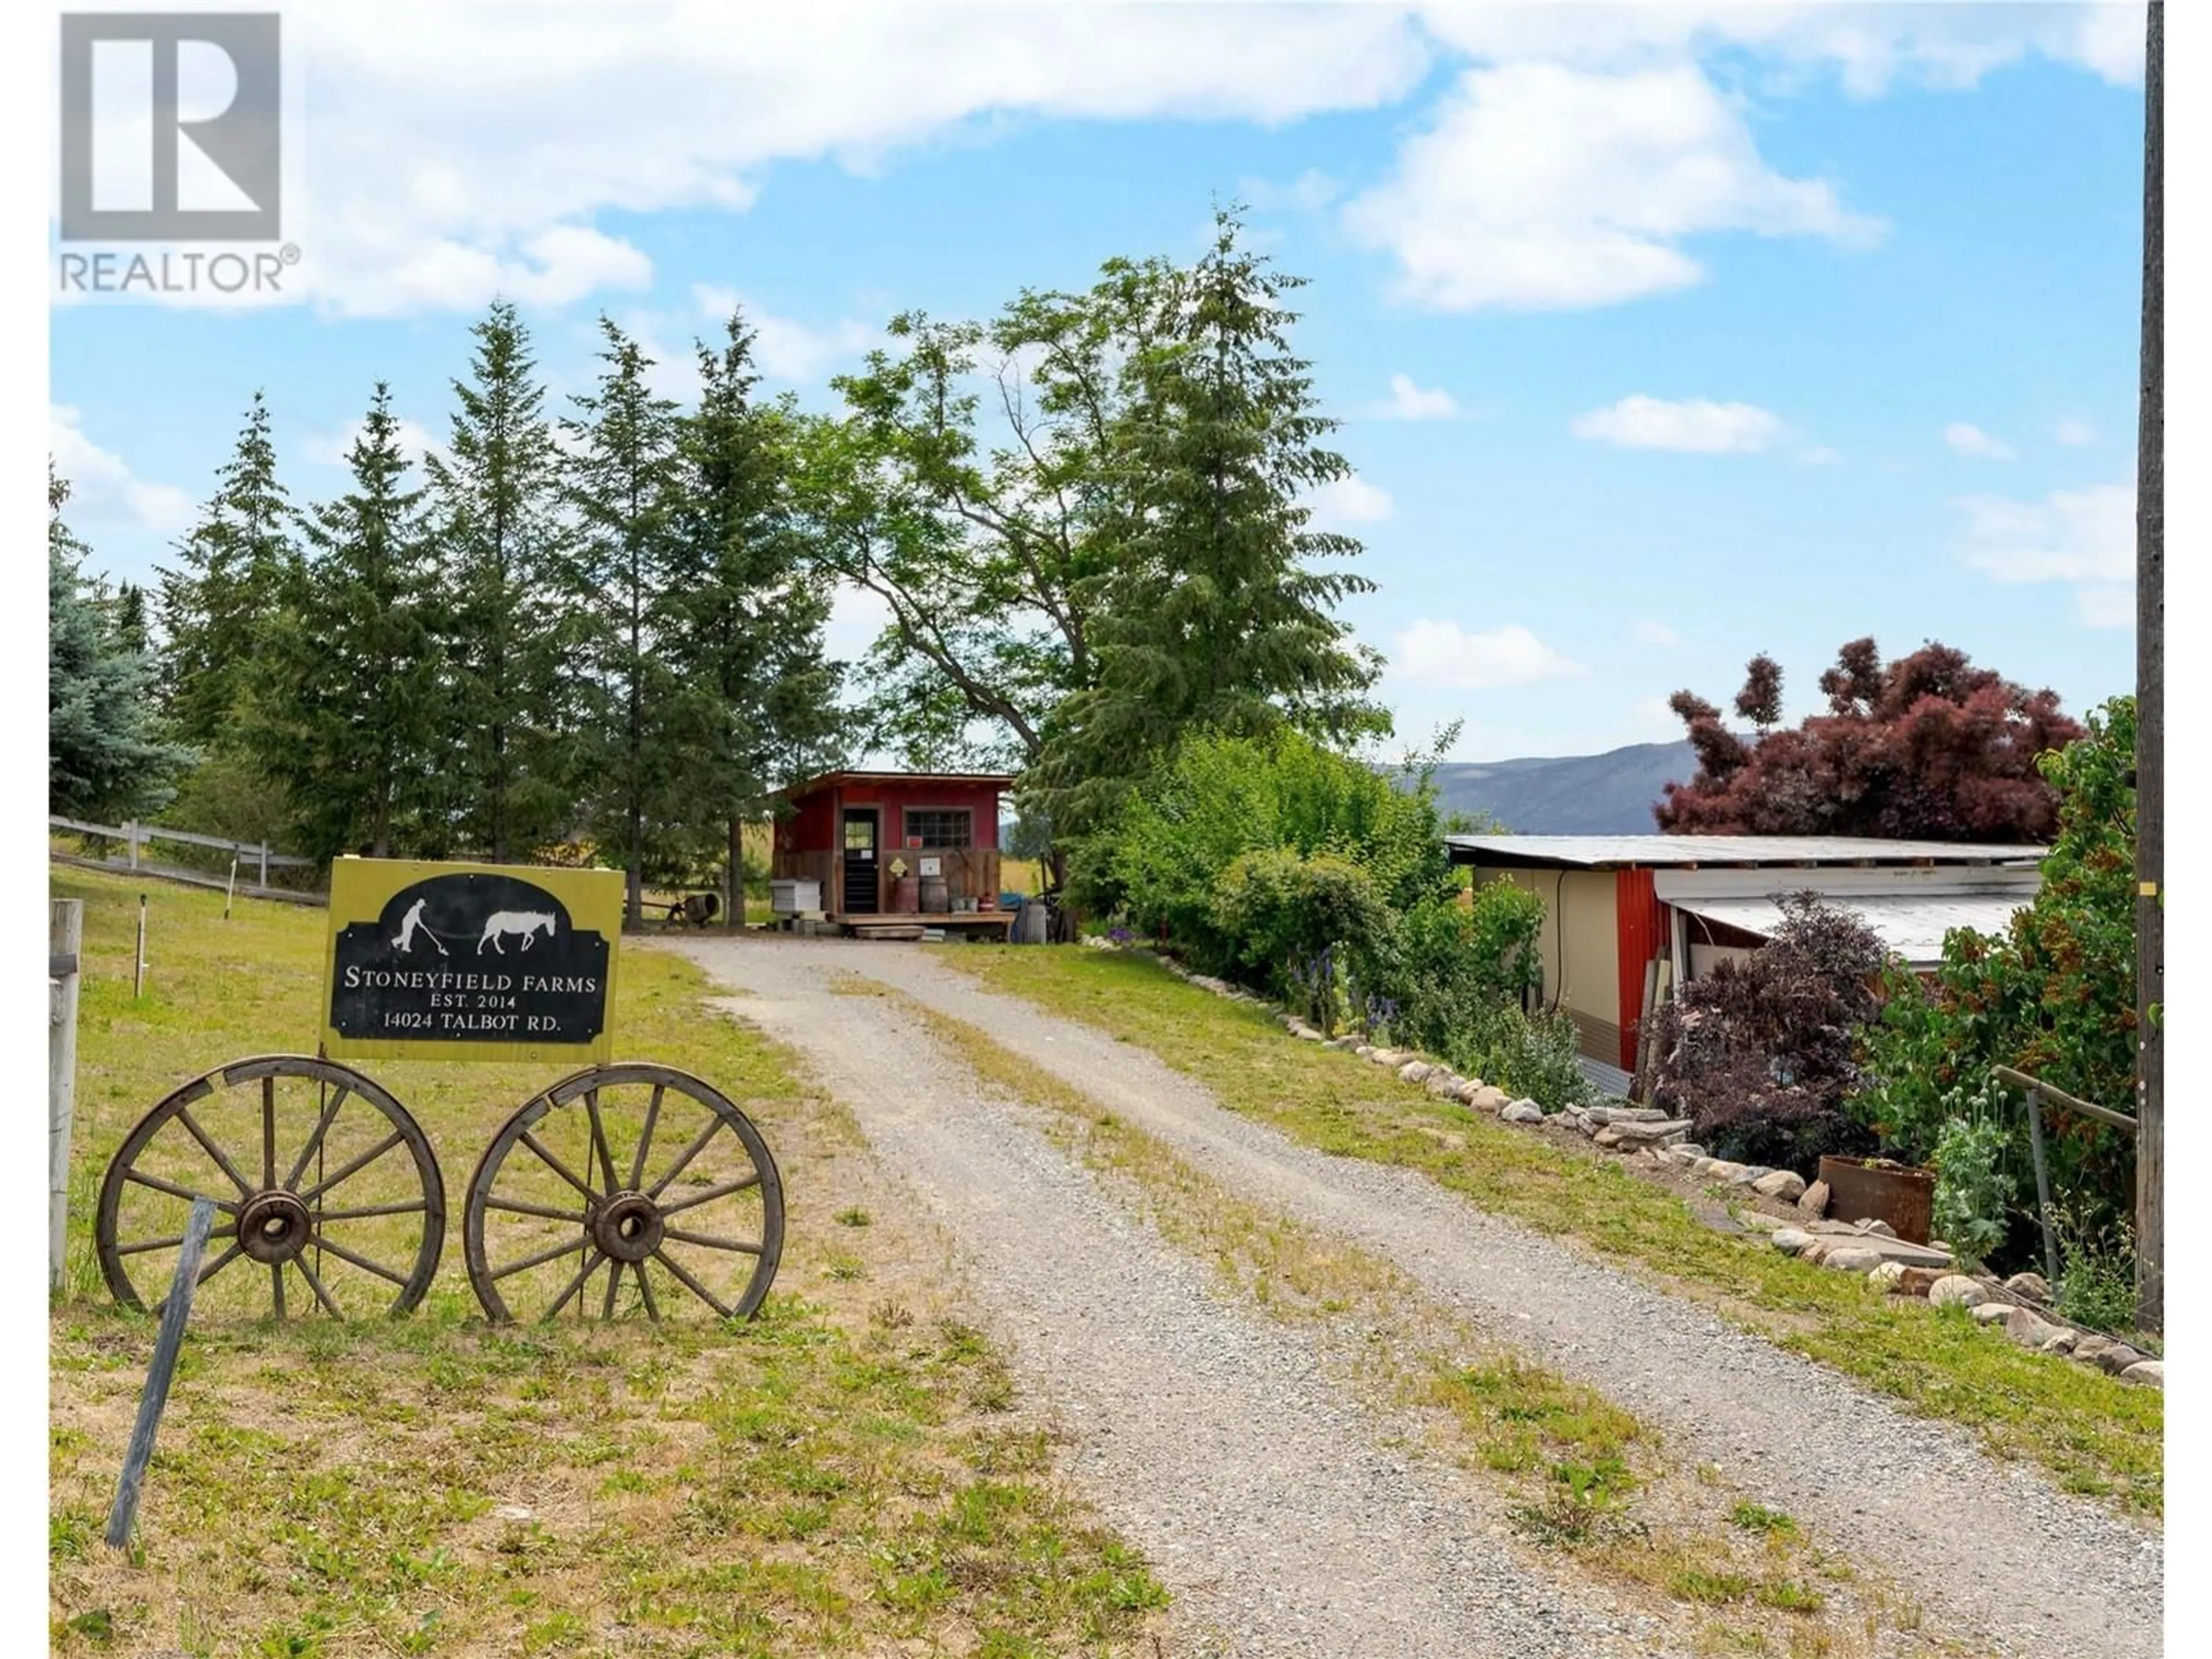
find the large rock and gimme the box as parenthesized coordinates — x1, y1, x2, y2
(2120, 1360, 2164, 1388)
(1425, 1070, 1464, 1097)
(2003, 1272, 2052, 1301)
(2075, 1338, 2147, 1376)
(1701, 1160, 1752, 1183)
(1593, 1126, 1623, 1149)
(1500, 1101, 1545, 1125)
(1796, 1179, 1830, 1218)
(1369, 1048, 1406, 1067)
(1610, 1118, 1692, 1145)
(1823, 1245, 1885, 1274)
(2004, 1306, 2066, 1347)
(1928, 1275, 1990, 1309)
(1752, 1170, 1808, 1203)
(1771, 1228, 1815, 1255)
(1397, 1060, 1434, 1085)
(2040, 1328, 2078, 1355)
(1895, 1266, 1950, 1298)
(1971, 1301, 2016, 1325)
(1867, 1261, 1907, 1291)
(1354, 1045, 1377, 1060)
(1465, 1084, 1512, 1113)
(1850, 1218, 1897, 1238)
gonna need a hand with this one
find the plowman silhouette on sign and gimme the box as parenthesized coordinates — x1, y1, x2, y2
(392, 897, 448, 956)
(478, 911, 556, 955)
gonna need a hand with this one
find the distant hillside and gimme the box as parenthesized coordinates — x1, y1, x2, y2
(1419, 740, 1700, 835)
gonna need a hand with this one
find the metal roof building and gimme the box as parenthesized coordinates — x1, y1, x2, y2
(1445, 834, 2044, 1085)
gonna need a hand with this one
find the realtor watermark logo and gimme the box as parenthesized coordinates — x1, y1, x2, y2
(57, 12, 301, 297)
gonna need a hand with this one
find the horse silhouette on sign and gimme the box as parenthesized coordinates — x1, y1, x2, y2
(478, 910, 556, 955)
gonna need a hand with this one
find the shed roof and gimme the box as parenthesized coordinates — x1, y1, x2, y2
(1445, 834, 2045, 870)
(1673, 891, 2029, 967)
(782, 769, 1015, 798)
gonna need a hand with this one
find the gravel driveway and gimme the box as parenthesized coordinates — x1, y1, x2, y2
(672, 934, 2161, 1659)
(676, 935, 1669, 1658)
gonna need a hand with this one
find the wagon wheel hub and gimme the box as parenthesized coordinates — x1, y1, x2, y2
(590, 1191, 665, 1264)
(238, 1190, 313, 1265)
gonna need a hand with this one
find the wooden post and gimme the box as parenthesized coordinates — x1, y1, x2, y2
(105, 1198, 217, 1549)
(50, 900, 84, 1296)
(2021, 1083, 2062, 1287)
(135, 894, 147, 999)
(125, 820, 139, 871)
(257, 841, 270, 889)
(2134, 0, 2164, 1335)
(225, 857, 238, 921)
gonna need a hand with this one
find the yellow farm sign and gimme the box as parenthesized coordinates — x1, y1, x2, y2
(321, 858, 625, 1063)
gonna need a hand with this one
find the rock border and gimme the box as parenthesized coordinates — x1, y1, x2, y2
(1140, 948, 2165, 1391)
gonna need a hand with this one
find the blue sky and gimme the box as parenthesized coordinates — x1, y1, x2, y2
(48, 1, 2149, 762)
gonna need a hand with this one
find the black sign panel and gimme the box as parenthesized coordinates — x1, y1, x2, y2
(328, 872, 612, 1046)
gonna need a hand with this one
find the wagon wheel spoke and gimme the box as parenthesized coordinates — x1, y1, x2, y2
(123, 1169, 238, 1212)
(628, 1085, 665, 1192)
(661, 1225, 763, 1255)
(297, 1129, 405, 1206)
(175, 1107, 254, 1198)
(262, 1076, 278, 1191)
(650, 1247, 733, 1319)
(294, 1254, 344, 1317)
(492, 1233, 595, 1283)
(313, 1235, 410, 1289)
(157, 1242, 241, 1315)
(520, 1131, 601, 1203)
(647, 1116, 723, 1199)
(483, 1193, 588, 1224)
(283, 1085, 351, 1191)
(271, 1262, 287, 1317)
(632, 1259, 660, 1321)
(313, 1199, 427, 1223)
(601, 1256, 622, 1320)
(115, 1225, 237, 1257)
(657, 1172, 760, 1217)
(543, 1250, 608, 1321)
(584, 1090, 619, 1198)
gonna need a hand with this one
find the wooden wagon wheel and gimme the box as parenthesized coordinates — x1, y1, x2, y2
(96, 1055, 445, 1319)
(463, 1063, 784, 1323)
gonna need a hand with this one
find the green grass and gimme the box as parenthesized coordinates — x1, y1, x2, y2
(940, 945, 2163, 1517)
(50, 867, 1168, 1658)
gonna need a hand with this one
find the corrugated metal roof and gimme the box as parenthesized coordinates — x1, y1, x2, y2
(782, 769, 1016, 797)
(1445, 834, 2045, 870)
(1674, 892, 2028, 965)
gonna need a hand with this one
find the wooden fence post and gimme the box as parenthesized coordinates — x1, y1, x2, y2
(105, 1198, 217, 1549)
(50, 899, 84, 1295)
(124, 821, 139, 871)
(135, 894, 148, 998)
(258, 842, 270, 889)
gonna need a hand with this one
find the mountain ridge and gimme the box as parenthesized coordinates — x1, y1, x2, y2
(1414, 738, 1702, 836)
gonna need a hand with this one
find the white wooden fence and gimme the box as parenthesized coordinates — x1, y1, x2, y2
(49, 814, 317, 887)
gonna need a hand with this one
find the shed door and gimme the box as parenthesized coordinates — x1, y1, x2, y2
(842, 809, 880, 914)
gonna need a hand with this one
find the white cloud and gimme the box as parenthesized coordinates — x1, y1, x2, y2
(692, 285, 879, 383)
(1797, 444, 1842, 465)
(823, 581, 893, 665)
(1238, 169, 1344, 214)
(1370, 372, 1458, 421)
(49, 406, 195, 535)
(2053, 416, 2097, 447)
(1393, 620, 1586, 691)
(1307, 474, 1395, 527)
(1944, 422, 2016, 461)
(1571, 395, 1782, 454)
(1956, 479, 2135, 627)
(1632, 619, 1681, 646)
(1343, 62, 1883, 312)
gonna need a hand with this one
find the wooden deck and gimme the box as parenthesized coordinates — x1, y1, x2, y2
(775, 911, 1014, 941)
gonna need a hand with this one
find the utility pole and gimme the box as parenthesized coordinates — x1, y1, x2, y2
(2134, 1, 2164, 1335)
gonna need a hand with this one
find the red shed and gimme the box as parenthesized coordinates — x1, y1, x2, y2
(771, 770, 1014, 937)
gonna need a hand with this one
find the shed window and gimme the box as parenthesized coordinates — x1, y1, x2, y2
(904, 809, 973, 849)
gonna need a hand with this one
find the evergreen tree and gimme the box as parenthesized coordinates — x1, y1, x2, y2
(666, 311, 842, 916)
(563, 316, 686, 921)
(1035, 207, 1387, 840)
(156, 391, 297, 747)
(247, 385, 444, 859)
(50, 469, 192, 819)
(425, 300, 579, 862)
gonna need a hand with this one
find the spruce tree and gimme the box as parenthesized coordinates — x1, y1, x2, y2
(426, 300, 579, 862)
(1037, 207, 1386, 839)
(247, 385, 444, 859)
(563, 316, 685, 921)
(156, 391, 297, 747)
(50, 469, 192, 819)
(666, 310, 841, 917)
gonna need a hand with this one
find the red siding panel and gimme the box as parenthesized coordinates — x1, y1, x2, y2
(1615, 866, 1665, 1071)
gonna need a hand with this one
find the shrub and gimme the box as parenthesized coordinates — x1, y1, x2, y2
(1209, 848, 1392, 1028)
(2049, 1203, 2138, 1335)
(1930, 1113, 2013, 1270)
(1445, 1003, 1593, 1112)
(1650, 892, 1887, 1172)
